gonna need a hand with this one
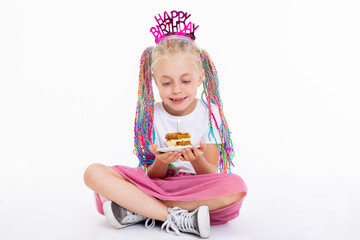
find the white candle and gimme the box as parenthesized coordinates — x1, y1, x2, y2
(177, 120, 180, 132)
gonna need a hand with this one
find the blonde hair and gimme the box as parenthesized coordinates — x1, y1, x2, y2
(151, 38, 203, 75)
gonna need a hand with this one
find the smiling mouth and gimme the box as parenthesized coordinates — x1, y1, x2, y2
(170, 97, 187, 102)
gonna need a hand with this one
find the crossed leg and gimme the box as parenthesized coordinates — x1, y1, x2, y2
(160, 192, 245, 212)
(84, 163, 245, 221)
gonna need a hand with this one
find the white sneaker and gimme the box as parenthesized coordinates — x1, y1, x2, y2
(161, 206, 210, 238)
(103, 201, 154, 229)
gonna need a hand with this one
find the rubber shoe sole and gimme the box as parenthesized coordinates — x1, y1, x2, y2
(103, 201, 126, 228)
(197, 206, 210, 238)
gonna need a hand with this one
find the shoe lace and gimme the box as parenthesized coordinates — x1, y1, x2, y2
(161, 207, 196, 236)
(145, 218, 155, 229)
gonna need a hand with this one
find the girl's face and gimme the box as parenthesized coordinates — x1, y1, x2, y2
(153, 54, 204, 116)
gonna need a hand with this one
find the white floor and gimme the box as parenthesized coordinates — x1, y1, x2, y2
(0, 152, 359, 240)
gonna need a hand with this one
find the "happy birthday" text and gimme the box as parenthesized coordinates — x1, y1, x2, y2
(150, 10, 199, 43)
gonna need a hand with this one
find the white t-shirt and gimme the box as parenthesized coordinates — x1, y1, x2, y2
(153, 99, 222, 174)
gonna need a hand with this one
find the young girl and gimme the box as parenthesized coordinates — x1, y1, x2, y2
(83, 11, 247, 238)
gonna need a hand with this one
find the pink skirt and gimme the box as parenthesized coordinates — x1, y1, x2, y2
(94, 166, 247, 225)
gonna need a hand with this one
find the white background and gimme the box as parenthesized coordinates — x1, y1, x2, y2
(1, 0, 359, 239)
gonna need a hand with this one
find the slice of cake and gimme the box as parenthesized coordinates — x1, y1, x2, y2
(165, 132, 192, 148)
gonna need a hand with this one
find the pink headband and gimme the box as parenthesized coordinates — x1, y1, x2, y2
(150, 10, 199, 44)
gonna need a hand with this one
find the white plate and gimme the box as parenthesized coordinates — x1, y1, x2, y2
(157, 146, 197, 153)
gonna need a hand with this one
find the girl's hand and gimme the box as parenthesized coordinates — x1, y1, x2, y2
(180, 140, 207, 162)
(149, 143, 181, 165)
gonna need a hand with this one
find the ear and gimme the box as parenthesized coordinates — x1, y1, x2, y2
(197, 69, 205, 87)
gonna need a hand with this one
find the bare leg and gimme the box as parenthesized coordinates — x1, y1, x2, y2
(84, 163, 245, 221)
(160, 192, 246, 212)
(83, 163, 168, 221)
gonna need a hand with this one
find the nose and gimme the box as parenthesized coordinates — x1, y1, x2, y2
(171, 82, 182, 94)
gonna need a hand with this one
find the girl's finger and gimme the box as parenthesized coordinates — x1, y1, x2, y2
(149, 143, 158, 154)
(193, 145, 200, 157)
(160, 151, 172, 160)
(170, 151, 180, 162)
(184, 148, 194, 161)
(189, 147, 196, 160)
(182, 149, 189, 161)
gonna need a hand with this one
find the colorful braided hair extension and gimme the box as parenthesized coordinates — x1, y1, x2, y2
(199, 49, 235, 173)
(134, 38, 235, 175)
(134, 46, 156, 170)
